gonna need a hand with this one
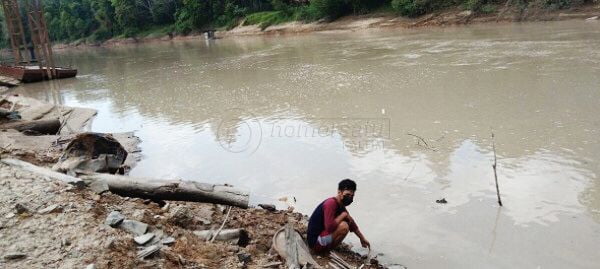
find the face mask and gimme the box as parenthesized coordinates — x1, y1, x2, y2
(342, 195, 353, 206)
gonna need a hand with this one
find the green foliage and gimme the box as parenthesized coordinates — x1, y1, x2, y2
(348, 0, 388, 14)
(271, 0, 295, 15)
(149, 0, 180, 25)
(175, 0, 213, 33)
(89, 27, 112, 42)
(244, 10, 296, 29)
(307, 0, 350, 20)
(45, 0, 97, 41)
(111, 0, 151, 33)
(214, 0, 249, 28)
(545, 0, 572, 9)
(174, 0, 265, 32)
(464, 0, 482, 10)
(391, 0, 428, 17)
(391, 0, 502, 16)
(480, 3, 497, 13)
(0, 12, 6, 47)
(89, 0, 117, 35)
(463, 0, 501, 12)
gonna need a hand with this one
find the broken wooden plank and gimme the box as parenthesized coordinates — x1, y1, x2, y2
(285, 223, 301, 269)
(136, 245, 160, 260)
(272, 224, 321, 268)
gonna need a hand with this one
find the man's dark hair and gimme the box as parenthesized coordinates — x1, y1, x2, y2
(338, 179, 356, 191)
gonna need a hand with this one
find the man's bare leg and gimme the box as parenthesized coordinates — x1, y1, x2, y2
(331, 221, 350, 248)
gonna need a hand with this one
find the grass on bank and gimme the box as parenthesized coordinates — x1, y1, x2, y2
(135, 25, 175, 39)
(84, 24, 174, 44)
(243, 11, 299, 30)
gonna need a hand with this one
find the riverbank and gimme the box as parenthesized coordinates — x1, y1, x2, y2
(52, 3, 600, 50)
(0, 161, 386, 268)
(0, 161, 384, 268)
(0, 92, 386, 268)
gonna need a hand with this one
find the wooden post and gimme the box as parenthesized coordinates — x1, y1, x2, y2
(284, 223, 301, 269)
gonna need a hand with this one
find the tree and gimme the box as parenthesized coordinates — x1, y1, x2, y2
(111, 0, 151, 36)
(175, 0, 214, 33)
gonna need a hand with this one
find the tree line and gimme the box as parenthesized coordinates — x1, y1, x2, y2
(0, 0, 592, 44)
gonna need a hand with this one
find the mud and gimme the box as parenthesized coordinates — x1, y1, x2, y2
(0, 162, 382, 268)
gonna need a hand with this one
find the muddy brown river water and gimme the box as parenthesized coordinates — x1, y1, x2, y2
(15, 20, 600, 268)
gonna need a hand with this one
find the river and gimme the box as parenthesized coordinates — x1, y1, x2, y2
(15, 20, 600, 268)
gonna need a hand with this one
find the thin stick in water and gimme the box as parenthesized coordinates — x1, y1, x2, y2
(491, 133, 503, 206)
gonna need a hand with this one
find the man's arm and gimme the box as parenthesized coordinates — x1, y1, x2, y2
(323, 199, 343, 233)
(346, 213, 370, 248)
(335, 211, 349, 224)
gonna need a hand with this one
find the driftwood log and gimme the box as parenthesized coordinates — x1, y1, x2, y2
(0, 159, 84, 188)
(0, 118, 60, 135)
(79, 173, 249, 208)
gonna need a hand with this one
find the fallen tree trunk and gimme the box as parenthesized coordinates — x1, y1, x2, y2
(79, 173, 249, 208)
(0, 118, 60, 134)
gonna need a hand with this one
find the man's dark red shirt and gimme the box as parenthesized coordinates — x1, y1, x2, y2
(306, 197, 358, 248)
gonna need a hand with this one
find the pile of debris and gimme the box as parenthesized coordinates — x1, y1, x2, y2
(0, 93, 140, 168)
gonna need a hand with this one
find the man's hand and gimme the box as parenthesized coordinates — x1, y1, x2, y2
(360, 238, 371, 248)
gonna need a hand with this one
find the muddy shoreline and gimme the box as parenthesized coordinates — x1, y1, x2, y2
(52, 5, 600, 50)
(0, 92, 387, 268)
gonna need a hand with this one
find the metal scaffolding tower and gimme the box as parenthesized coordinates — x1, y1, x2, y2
(1, 0, 30, 64)
(25, 0, 56, 79)
(1, 0, 56, 79)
